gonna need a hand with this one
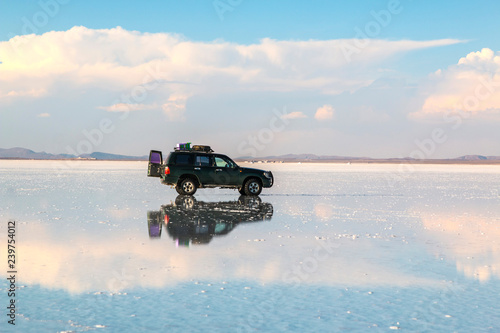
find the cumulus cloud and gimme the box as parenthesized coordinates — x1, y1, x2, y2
(281, 111, 307, 119)
(412, 48, 500, 119)
(0, 26, 464, 109)
(315, 104, 335, 120)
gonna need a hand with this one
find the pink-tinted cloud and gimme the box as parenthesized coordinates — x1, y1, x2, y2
(281, 111, 307, 119)
(412, 48, 500, 120)
(315, 104, 335, 121)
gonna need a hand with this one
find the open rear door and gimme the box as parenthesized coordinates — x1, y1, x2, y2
(148, 150, 163, 177)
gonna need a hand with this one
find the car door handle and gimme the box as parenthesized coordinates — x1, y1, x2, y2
(194, 167, 201, 170)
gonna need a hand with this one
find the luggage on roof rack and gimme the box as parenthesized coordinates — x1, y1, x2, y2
(174, 142, 191, 151)
(173, 143, 213, 153)
(192, 145, 213, 153)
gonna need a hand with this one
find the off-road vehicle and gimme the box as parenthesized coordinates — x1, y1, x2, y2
(147, 144, 274, 196)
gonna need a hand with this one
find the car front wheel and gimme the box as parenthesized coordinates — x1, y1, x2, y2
(243, 178, 262, 196)
(177, 178, 197, 195)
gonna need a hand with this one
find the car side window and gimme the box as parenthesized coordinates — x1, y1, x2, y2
(195, 155, 210, 166)
(174, 154, 193, 165)
(214, 156, 232, 168)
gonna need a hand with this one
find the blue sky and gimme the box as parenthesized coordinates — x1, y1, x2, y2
(1, 0, 500, 158)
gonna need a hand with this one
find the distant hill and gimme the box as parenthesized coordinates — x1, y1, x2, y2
(456, 155, 500, 161)
(0, 147, 147, 161)
(0, 147, 73, 159)
(2, 147, 500, 163)
(79, 152, 148, 160)
(237, 153, 500, 163)
(261, 153, 371, 161)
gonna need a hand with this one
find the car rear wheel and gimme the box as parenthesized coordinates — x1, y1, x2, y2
(177, 178, 197, 195)
(243, 178, 262, 196)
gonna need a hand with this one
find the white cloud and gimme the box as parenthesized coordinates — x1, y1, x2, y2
(412, 48, 500, 119)
(0, 26, 464, 110)
(1, 88, 47, 99)
(358, 106, 390, 122)
(162, 94, 188, 121)
(98, 103, 157, 112)
(37, 112, 50, 118)
(281, 111, 307, 119)
(315, 104, 335, 121)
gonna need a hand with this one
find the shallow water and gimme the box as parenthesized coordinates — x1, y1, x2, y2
(1, 160, 499, 332)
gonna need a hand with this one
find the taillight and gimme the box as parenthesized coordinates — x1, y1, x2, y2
(164, 214, 169, 224)
(165, 167, 170, 175)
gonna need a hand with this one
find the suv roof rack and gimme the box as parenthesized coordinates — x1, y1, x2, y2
(192, 145, 213, 153)
(174, 143, 214, 153)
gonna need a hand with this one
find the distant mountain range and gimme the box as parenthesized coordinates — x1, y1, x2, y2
(236, 153, 500, 163)
(455, 155, 500, 161)
(1, 147, 499, 163)
(0, 147, 148, 161)
(256, 153, 372, 160)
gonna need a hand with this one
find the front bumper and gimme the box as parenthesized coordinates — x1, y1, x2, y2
(262, 171, 274, 188)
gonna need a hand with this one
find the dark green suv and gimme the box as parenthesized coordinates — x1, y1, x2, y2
(147, 145, 274, 196)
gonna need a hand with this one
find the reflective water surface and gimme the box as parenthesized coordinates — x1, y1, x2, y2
(0, 161, 499, 332)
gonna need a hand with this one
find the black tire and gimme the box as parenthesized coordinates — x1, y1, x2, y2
(243, 178, 262, 196)
(238, 187, 246, 195)
(177, 178, 197, 195)
(175, 186, 184, 195)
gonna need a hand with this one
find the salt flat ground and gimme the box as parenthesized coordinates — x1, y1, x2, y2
(1, 160, 499, 332)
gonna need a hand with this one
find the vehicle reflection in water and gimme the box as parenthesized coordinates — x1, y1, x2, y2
(147, 195, 273, 246)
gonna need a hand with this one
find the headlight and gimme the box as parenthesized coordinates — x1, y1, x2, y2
(263, 171, 272, 178)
